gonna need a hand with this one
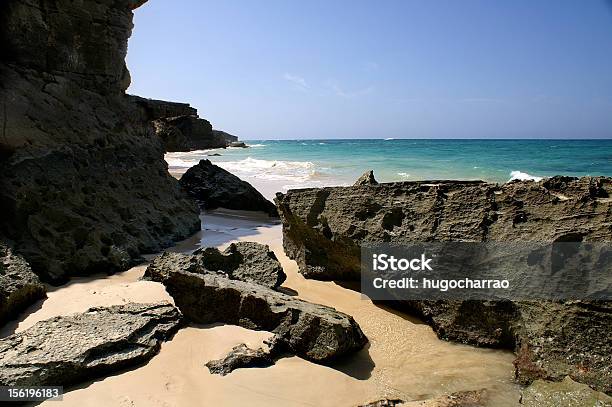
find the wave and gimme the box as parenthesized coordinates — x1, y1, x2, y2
(397, 172, 410, 179)
(217, 157, 317, 182)
(249, 144, 266, 148)
(384, 138, 394, 141)
(509, 170, 543, 182)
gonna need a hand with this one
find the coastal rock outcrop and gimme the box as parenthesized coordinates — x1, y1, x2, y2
(354, 170, 378, 186)
(0, 0, 201, 285)
(0, 241, 46, 325)
(146, 242, 286, 289)
(206, 343, 275, 376)
(359, 390, 488, 407)
(130, 97, 242, 152)
(180, 159, 278, 216)
(275, 175, 612, 393)
(0, 302, 183, 386)
(144, 251, 368, 363)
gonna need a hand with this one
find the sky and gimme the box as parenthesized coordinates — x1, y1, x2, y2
(127, 0, 612, 139)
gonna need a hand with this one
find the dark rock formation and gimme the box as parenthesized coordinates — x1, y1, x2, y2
(180, 159, 278, 216)
(0, 0, 200, 284)
(146, 242, 286, 289)
(213, 130, 238, 144)
(0, 241, 46, 325)
(144, 256, 368, 363)
(206, 343, 274, 376)
(354, 170, 378, 186)
(0, 302, 183, 386)
(229, 141, 248, 148)
(520, 377, 612, 407)
(130, 97, 241, 152)
(275, 175, 612, 393)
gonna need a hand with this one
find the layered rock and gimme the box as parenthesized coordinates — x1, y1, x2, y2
(0, 241, 46, 325)
(0, 302, 182, 386)
(144, 251, 368, 363)
(146, 242, 286, 289)
(130, 97, 241, 152)
(180, 159, 278, 216)
(0, 0, 200, 285)
(275, 176, 612, 393)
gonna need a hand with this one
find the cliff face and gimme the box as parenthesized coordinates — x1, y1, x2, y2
(275, 176, 612, 393)
(129, 96, 234, 152)
(0, 0, 200, 285)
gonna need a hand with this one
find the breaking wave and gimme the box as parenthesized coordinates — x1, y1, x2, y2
(216, 157, 317, 182)
(509, 170, 543, 182)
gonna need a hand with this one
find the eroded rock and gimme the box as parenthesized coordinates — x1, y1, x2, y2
(180, 159, 278, 216)
(0, 241, 46, 325)
(0, 0, 201, 284)
(275, 176, 612, 393)
(206, 343, 274, 376)
(146, 242, 286, 289)
(0, 302, 182, 386)
(145, 261, 367, 363)
(354, 170, 378, 186)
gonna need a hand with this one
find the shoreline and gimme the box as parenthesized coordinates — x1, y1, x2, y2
(12, 209, 521, 406)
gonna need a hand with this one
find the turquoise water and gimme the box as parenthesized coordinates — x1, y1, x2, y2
(166, 139, 612, 189)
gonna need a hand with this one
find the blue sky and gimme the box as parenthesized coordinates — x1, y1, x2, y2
(127, 0, 612, 139)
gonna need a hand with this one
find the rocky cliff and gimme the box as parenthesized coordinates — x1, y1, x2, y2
(130, 96, 237, 152)
(0, 0, 200, 292)
(275, 176, 612, 393)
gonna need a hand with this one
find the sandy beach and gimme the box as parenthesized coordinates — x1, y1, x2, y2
(1, 200, 521, 406)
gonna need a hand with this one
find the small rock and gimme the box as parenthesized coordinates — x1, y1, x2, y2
(354, 170, 378, 186)
(206, 344, 274, 375)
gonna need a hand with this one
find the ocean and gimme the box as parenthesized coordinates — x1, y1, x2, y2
(166, 139, 612, 194)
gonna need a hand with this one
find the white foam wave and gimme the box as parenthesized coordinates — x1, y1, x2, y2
(384, 138, 394, 141)
(509, 170, 543, 182)
(397, 172, 410, 179)
(249, 144, 266, 148)
(217, 157, 316, 182)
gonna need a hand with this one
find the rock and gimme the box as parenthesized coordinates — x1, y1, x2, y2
(207, 153, 222, 156)
(520, 377, 612, 406)
(360, 390, 488, 407)
(129, 96, 197, 119)
(180, 159, 278, 216)
(229, 141, 248, 148)
(145, 262, 367, 363)
(146, 241, 286, 289)
(212, 129, 239, 144)
(359, 399, 404, 407)
(0, 302, 183, 386)
(275, 176, 612, 392)
(354, 170, 378, 186)
(206, 343, 274, 376)
(0, 241, 46, 325)
(0, 0, 201, 284)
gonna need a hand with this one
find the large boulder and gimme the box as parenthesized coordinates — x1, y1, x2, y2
(146, 242, 286, 289)
(0, 241, 46, 325)
(144, 255, 367, 363)
(0, 0, 201, 284)
(0, 302, 183, 386)
(180, 159, 278, 216)
(275, 175, 612, 393)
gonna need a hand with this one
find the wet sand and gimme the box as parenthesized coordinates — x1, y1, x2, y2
(3, 207, 522, 407)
